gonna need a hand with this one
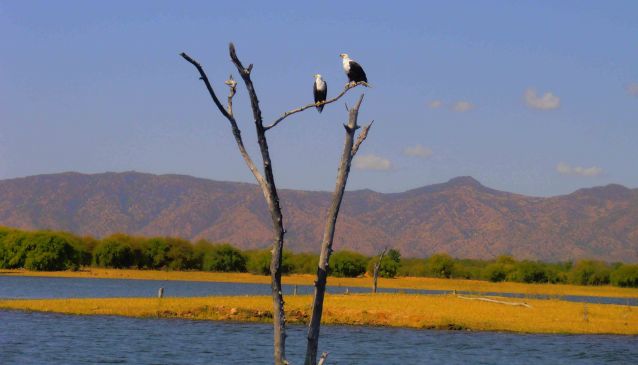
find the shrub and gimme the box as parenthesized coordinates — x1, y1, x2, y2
(169, 238, 198, 269)
(426, 253, 455, 278)
(512, 261, 548, 283)
(22, 232, 82, 271)
(0, 230, 82, 271)
(2, 231, 32, 268)
(610, 264, 638, 288)
(202, 244, 247, 272)
(367, 249, 401, 278)
(288, 252, 319, 274)
(330, 251, 368, 277)
(246, 249, 292, 275)
(93, 235, 135, 268)
(397, 258, 428, 277)
(145, 237, 171, 269)
(483, 263, 509, 282)
(569, 260, 611, 286)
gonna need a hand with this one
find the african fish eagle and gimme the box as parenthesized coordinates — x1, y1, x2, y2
(313, 74, 327, 113)
(340, 53, 368, 85)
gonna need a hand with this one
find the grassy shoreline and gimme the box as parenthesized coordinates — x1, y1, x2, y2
(1, 293, 636, 335)
(2, 268, 638, 299)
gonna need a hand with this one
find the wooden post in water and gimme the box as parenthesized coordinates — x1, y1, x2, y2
(294, 285, 298, 296)
(158, 287, 164, 299)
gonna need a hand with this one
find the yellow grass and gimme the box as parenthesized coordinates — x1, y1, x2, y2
(3, 268, 638, 299)
(1, 294, 636, 335)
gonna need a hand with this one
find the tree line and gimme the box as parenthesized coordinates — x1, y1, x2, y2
(1, 226, 636, 287)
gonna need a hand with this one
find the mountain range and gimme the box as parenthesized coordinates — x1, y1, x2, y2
(0, 172, 636, 262)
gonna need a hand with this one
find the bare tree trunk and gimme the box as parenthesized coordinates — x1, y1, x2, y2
(228, 44, 288, 365)
(305, 95, 373, 365)
(372, 247, 388, 294)
(182, 44, 287, 365)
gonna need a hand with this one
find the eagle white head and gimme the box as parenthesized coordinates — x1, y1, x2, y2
(340, 53, 352, 72)
(314, 74, 323, 80)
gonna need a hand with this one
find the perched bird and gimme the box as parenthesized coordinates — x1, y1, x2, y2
(313, 74, 328, 113)
(340, 53, 368, 86)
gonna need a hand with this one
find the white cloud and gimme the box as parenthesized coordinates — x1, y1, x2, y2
(428, 100, 443, 109)
(403, 145, 433, 159)
(353, 154, 392, 171)
(452, 101, 474, 112)
(626, 83, 638, 96)
(556, 162, 602, 177)
(524, 88, 560, 110)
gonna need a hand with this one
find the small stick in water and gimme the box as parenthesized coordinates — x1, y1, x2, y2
(158, 287, 164, 299)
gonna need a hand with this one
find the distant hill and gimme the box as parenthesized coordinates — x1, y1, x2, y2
(0, 172, 636, 262)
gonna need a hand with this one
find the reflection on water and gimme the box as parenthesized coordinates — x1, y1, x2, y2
(1, 311, 636, 364)
(0, 276, 636, 306)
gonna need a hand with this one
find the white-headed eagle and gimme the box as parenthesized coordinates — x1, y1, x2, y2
(340, 53, 368, 86)
(313, 74, 327, 113)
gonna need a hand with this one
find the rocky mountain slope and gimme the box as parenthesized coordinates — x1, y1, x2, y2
(0, 172, 636, 261)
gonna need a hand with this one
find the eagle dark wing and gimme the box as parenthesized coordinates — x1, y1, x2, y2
(348, 61, 367, 83)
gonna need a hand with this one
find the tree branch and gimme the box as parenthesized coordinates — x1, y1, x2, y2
(265, 82, 367, 131)
(180, 52, 231, 120)
(180, 52, 267, 189)
(351, 121, 373, 157)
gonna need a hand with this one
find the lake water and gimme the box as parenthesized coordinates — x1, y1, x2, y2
(1, 276, 636, 306)
(1, 310, 637, 365)
(2, 276, 637, 364)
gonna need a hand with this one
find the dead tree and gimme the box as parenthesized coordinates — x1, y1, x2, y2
(181, 43, 363, 365)
(372, 247, 388, 293)
(305, 95, 373, 365)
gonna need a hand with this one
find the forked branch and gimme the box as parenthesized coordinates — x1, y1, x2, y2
(180, 52, 267, 190)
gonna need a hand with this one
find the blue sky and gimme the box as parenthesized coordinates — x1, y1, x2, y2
(1, 1, 636, 196)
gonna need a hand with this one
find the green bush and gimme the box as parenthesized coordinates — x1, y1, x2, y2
(367, 249, 401, 278)
(93, 235, 135, 268)
(610, 264, 638, 287)
(330, 251, 368, 277)
(511, 261, 548, 283)
(426, 253, 455, 278)
(397, 258, 428, 277)
(246, 249, 292, 275)
(483, 263, 509, 282)
(0, 229, 82, 271)
(288, 252, 319, 274)
(569, 260, 611, 286)
(0, 230, 28, 268)
(202, 243, 247, 272)
(23, 232, 81, 271)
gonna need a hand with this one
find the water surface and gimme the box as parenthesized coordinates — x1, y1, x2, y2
(1, 311, 636, 364)
(1, 276, 636, 306)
